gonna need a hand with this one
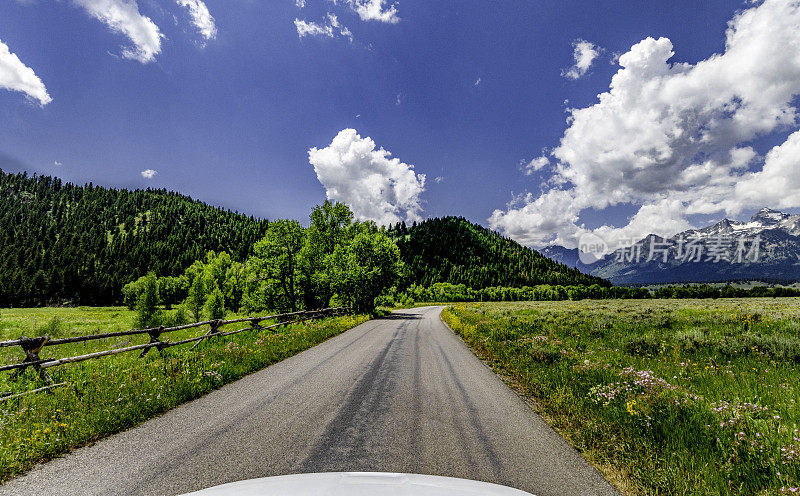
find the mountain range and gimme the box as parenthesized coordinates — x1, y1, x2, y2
(542, 208, 800, 285)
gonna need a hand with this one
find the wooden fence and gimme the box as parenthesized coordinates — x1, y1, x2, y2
(0, 307, 349, 391)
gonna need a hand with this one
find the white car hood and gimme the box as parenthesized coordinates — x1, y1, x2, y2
(180, 472, 534, 496)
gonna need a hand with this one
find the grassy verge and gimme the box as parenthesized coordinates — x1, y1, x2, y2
(0, 307, 369, 482)
(442, 299, 800, 496)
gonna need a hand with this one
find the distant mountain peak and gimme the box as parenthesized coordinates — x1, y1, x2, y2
(751, 207, 790, 224)
(540, 207, 800, 284)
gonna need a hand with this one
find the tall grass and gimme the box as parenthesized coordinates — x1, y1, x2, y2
(0, 307, 369, 482)
(443, 298, 800, 495)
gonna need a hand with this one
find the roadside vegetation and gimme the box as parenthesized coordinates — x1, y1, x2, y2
(122, 200, 401, 318)
(442, 298, 800, 495)
(377, 282, 800, 307)
(0, 306, 369, 482)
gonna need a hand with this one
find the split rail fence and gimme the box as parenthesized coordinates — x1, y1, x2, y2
(0, 307, 349, 395)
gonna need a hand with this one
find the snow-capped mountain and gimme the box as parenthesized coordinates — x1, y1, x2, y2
(540, 208, 800, 285)
(683, 208, 800, 238)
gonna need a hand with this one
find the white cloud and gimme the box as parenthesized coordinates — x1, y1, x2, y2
(177, 0, 217, 42)
(474, 77, 481, 86)
(295, 13, 352, 41)
(590, 200, 693, 252)
(489, 190, 582, 247)
(735, 129, 800, 209)
(296, 0, 306, 7)
(54, 160, 62, 166)
(0, 39, 51, 105)
(491, 0, 800, 248)
(141, 169, 157, 178)
(308, 128, 426, 226)
(341, 0, 399, 24)
(522, 156, 549, 175)
(562, 39, 600, 80)
(434, 176, 444, 183)
(72, 0, 163, 63)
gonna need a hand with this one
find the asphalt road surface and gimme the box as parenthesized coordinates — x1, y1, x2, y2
(1, 306, 620, 496)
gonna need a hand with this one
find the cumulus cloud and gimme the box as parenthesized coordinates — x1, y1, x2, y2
(141, 169, 157, 178)
(177, 0, 217, 42)
(735, 129, 800, 209)
(296, 0, 306, 7)
(295, 13, 352, 41)
(522, 156, 549, 175)
(341, 0, 399, 23)
(562, 39, 600, 80)
(0, 39, 51, 105)
(308, 128, 426, 226)
(72, 0, 163, 63)
(54, 160, 62, 166)
(491, 0, 800, 249)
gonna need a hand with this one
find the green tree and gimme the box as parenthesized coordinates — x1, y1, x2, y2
(185, 275, 207, 321)
(300, 200, 354, 309)
(122, 277, 146, 310)
(158, 275, 188, 310)
(330, 227, 401, 313)
(205, 287, 226, 320)
(223, 261, 247, 312)
(250, 219, 305, 312)
(134, 273, 162, 329)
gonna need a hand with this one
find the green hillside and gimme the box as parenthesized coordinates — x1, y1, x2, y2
(388, 217, 608, 289)
(1, 171, 608, 308)
(0, 170, 268, 307)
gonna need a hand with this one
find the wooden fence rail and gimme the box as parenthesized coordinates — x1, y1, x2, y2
(0, 307, 349, 387)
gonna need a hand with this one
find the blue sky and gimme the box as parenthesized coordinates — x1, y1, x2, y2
(2, 0, 800, 248)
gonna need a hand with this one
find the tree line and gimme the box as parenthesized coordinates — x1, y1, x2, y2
(653, 284, 800, 299)
(123, 201, 402, 325)
(376, 282, 649, 306)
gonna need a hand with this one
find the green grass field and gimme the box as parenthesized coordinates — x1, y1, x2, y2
(442, 298, 800, 496)
(0, 306, 369, 482)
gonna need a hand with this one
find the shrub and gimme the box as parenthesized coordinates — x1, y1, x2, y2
(39, 316, 66, 338)
(527, 344, 563, 364)
(623, 335, 664, 356)
(374, 293, 396, 308)
(163, 307, 191, 327)
(674, 328, 709, 354)
(134, 273, 162, 329)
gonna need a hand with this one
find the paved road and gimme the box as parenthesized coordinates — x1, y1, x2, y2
(1, 307, 619, 496)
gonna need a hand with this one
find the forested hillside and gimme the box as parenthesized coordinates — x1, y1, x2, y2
(0, 170, 268, 307)
(2, 171, 609, 309)
(388, 217, 608, 289)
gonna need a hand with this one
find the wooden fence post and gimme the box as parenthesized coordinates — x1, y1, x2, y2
(10, 336, 54, 385)
(138, 326, 165, 358)
(190, 320, 221, 351)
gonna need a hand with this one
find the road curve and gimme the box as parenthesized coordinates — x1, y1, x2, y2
(1, 306, 619, 496)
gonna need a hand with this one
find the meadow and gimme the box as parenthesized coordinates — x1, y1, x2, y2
(442, 298, 800, 496)
(0, 306, 369, 482)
